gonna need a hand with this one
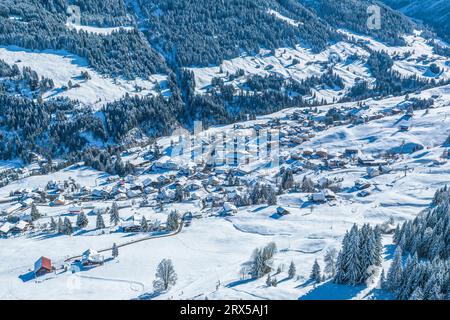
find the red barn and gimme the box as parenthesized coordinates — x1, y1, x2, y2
(34, 256, 52, 277)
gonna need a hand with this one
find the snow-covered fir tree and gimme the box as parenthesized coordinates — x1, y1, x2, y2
(166, 211, 179, 231)
(334, 224, 383, 285)
(63, 217, 72, 235)
(76, 211, 89, 229)
(57, 217, 64, 234)
(383, 187, 450, 300)
(50, 217, 57, 232)
(288, 261, 296, 279)
(96, 212, 105, 229)
(112, 243, 119, 258)
(30, 203, 42, 221)
(141, 216, 149, 232)
(310, 259, 322, 283)
(385, 246, 404, 293)
(109, 202, 120, 226)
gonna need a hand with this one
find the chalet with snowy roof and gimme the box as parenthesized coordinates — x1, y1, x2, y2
(127, 189, 142, 198)
(323, 189, 337, 201)
(68, 206, 84, 215)
(2, 203, 22, 215)
(302, 148, 314, 156)
(1, 220, 31, 236)
(0, 222, 14, 236)
(276, 206, 290, 216)
(355, 178, 371, 190)
(221, 202, 238, 215)
(367, 167, 380, 178)
(315, 148, 328, 158)
(91, 187, 111, 199)
(399, 121, 411, 132)
(20, 198, 34, 208)
(357, 154, 376, 166)
(82, 249, 104, 266)
(115, 193, 128, 201)
(53, 194, 66, 206)
(153, 156, 180, 171)
(312, 192, 327, 203)
(34, 256, 53, 277)
(120, 220, 141, 233)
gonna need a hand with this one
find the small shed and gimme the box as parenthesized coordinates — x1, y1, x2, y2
(355, 178, 371, 190)
(222, 202, 238, 215)
(323, 189, 337, 201)
(312, 192, 327, 203)
(53, 194, 66, 206)
(34, 256, 53, 277)
(276, 206, 291, 216)
(69, 206, 83, 215)
(315, 148, 328, 158)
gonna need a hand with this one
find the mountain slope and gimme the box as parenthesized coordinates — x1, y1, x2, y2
(133, 0, 340, 67)
(0, 0, 167, 78)
(381, 0, 450, 42)
(299, 0, 415, 46)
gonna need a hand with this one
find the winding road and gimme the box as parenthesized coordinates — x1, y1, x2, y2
(64, 213, 189, 262)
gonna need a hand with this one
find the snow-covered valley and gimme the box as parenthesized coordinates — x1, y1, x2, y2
(0, 83, 448, 300)
(0, 0, 449, 302)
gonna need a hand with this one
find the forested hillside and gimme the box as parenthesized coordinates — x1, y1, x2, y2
(0, 0, 166, 78)
(381, 0, 450, 42)
(299, 0, 415, 46)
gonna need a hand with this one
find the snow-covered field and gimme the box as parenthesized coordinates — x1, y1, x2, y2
(66, 23, 134, 35)
(0, 46, 169, 109)
(0, 83, 448, 300)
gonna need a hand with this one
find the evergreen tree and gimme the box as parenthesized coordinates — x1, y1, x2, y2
(76, 211, 89, 229)
(409, 287, 424, 300)
(166, 211, 179, 231)
(141, 216, 149, 232)
(266, 274, 272, 286)
(63, 217, 73, 235)
(112, 242, 119, 258)
(50, 217, 57, 232)
(267, 190, 277, 206)
(288, 261, 296, 279)
(380, 269, 387, 290)
(30, 203, 42, 221)
(310, 259, 322, 282)
(114, 156, 126, 176)
(249, 243, 277, 279)
(96, 212, 105, 229)
(174, 185, 185, 202)
(57, 217, 64, 234)
(385, 246, 404, 292)
(281, 169, 294, 190)
(271, 277, 278, 287)
(346, 226, 363, 285)
(109, 202, 120, 226)
(301, 176, 315, 193)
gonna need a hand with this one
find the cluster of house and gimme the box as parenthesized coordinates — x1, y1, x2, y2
(0, 220, 32, 237)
